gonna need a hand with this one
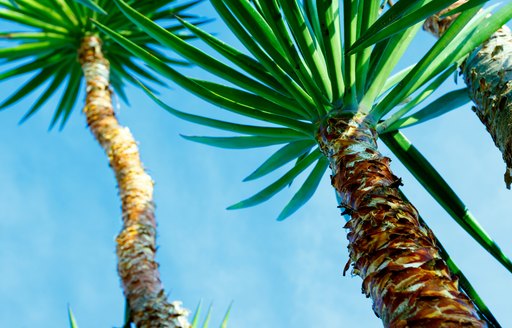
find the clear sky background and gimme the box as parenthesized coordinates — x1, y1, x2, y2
(0, 2, 511, 327)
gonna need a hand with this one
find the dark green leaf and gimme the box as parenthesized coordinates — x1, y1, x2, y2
(380, 131, 512, 274)
(277, 157, 328, 221)
(138, 81, 309, 138)
(244, 140, 315, 181)
(219, 303, 232, 328)
(378, 64, 458, 131)
(181, 135, 301, 149)
(75, 0, 107, 15)
(228, 149, 321, 210)
(68, 306, 79, 328)
(383, 88, 470, 132)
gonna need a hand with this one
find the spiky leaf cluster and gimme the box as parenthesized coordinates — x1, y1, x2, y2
(97, 1, 512, 324)
(0, 0, 205, 128)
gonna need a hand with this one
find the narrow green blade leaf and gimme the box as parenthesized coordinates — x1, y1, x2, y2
(228, 149, 321, 210)
(0, 51, 65, 81)
(383, 88, 470, 132)
(351, 0, 490, 53)
(93, 19, 312, 133)
(192, 79, 308, 120)
(0, 41, 60, 60)
(399, 190, 501, 328)
(137, 81, 309, 138)
(378, 64, 415, 98)
(122, 299, 131, 328)
(373, 2, 512, 119)
(68, 306, 79, 328)
(440, 0, 489, 18)
(380, 131, 512, 274)
(244, 140, 315, 181)
(255, 0, 327, 116)
(0, 65, 56, 109)
(277, 157, 328, 221)
(74, 0, 107, 15)
(210, 0, 317, 114)
(176, 16, 289, 98)
(378, 64, 458, 131)
(435, 238, 500, 327)
(279, 0, 332, 101)
(316, 0, 344, 100)
(202, 305, 212, 328)
(360, 18, 423, 110)
(221, 0, 292, 74)
(112, 0, 291, 111)
(181, 135, 301, 149)
(49, 64, 82, 130)
(191, 301, 202, 328)
(342, 0, 357, 106)
(219, 303, 232, 328)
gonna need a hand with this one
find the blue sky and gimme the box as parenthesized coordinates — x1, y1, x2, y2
(0, 2, 511, 327)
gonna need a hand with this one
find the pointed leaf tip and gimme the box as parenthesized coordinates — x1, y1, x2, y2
(68, 305, 79, 328)
(75, 0, 107, 15)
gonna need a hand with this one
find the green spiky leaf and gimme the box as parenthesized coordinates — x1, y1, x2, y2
(350, 0, 491, 54)
(181, 135, 302, 149)
(68, 306, 79, 328)
(244, 140, 315, 181)
(74, 0, 107, 15)
(277, 157, 328, 221)
(382, 88, 470, 132)
(228, 149, 321, 210)
(380, 130, 512, 274)
(0, 0, 205, 127)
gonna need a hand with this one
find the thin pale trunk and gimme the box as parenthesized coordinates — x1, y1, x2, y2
(317, 114, 484, 327)
(78, 36, 190, 328)
(425, 2, 512, 188)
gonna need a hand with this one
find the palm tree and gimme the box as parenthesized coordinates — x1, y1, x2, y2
(0, 1, 205, 326)
(98, 0, 512, 326)
(424, 0, 512, 188)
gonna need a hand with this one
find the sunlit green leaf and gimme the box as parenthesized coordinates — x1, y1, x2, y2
(382, 88, 470, 132)
(228, 149, 321, 210)
(181, 135, 301, 149)
(244, 140, 315, 181)
(68, 306, 79, 328)
(74, 0, 107, 15)
(277, 157, 328, 221)
(380, 131, 512, 274)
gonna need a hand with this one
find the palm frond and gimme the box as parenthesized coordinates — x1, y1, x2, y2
(0, 0, 206, 127)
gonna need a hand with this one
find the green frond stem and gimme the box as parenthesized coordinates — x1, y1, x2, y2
(425, 4, 512, 188)
(316, 114, 484, 326)
(343, 0, 358, 107)
(78, 35, 190, 328)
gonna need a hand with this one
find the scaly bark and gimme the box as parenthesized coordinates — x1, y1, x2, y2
(425, 2, 512, 188)
(78, 35, 190, 328)
(317, 113, 484, 327)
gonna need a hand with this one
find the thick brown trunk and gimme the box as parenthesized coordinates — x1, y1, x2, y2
(317, 114, 484, 327)
(78, 36, 190, 328)
(425, 2, 512, 188)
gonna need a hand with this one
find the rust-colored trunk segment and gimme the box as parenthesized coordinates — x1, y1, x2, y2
(317, 114, 485, 327)
(78, 36, 190, 328)
(425, 3, 512, 188)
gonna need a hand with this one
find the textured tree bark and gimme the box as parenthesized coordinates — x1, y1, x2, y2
(424, 2, 512, 188)
(78, 35, 190, 328)
(317, 114, 485, 327)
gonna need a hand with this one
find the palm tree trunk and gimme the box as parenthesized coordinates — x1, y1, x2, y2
(317, 114, 484, 327)
(78, 35, 190, 328)
(425, 1, 512, 188)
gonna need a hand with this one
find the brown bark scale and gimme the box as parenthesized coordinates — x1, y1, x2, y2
(317, 114, 484, 327)
(425, 1, 512, 188)
(78, 35, 189, 328)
